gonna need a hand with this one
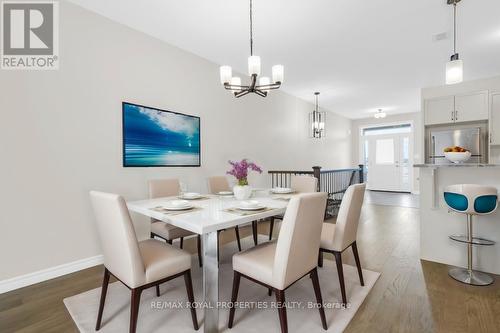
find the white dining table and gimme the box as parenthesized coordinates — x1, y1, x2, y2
(126, 190, 289, 333)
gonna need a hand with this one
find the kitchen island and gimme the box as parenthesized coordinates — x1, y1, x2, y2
(415, 163, 500, 274)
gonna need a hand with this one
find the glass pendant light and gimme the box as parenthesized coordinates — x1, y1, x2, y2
(446, 0, 463, 85)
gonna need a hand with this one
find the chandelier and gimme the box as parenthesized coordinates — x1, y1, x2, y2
(219, 0, 284, 98)
(309, 92, 326, 138)
(445, 0, 463, 85)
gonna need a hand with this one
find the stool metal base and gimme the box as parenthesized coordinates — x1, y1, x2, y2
(449, 267, 494, 286)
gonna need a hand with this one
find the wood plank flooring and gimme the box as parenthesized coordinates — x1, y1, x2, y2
(1, 204, 499, 332)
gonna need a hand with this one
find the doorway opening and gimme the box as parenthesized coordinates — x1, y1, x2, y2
(361, 123, 413, 193)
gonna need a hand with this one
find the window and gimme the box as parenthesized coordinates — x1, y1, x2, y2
(363, 124, 411, 136)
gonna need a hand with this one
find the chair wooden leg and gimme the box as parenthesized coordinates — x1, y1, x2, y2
(352, 241, 364, 286)
(184, 270, 199, 330)
(228, 271, 241, 328)
(95, 268, 111, 331)
(310, 268, 328, 330)
(155, 285, 160, 297)
(252, 221, 258, 246)
(129, 288, 142, 333)
(197, 235, 203, 267)
(318, 250, 323, 268)
(235, 226, 242, 251)
(275, 290, 288, 333)
(269, 217, 275, 240)
(333, 251, 347, 305)
(150, 232, 154, 239)
(180, 237, 184, 249)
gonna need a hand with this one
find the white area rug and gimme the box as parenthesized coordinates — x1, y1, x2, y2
(64, 237, 380, 333)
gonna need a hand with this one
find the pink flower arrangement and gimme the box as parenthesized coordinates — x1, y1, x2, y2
(227, 159, 263, 186)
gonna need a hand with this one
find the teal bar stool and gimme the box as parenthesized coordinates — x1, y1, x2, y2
(444, 184, 498, 286)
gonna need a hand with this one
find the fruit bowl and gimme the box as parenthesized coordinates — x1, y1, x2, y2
(444, 151, 471, 163)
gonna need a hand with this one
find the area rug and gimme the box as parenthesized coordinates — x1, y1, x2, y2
(64, 237, 380, 333)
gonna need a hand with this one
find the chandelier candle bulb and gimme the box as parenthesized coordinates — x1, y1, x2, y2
(220, 66, 232, 84)
(272, 65, 284, 83)
(248, 55, 261, 76)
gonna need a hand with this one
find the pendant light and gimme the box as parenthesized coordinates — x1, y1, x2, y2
(446, 0, 463, 85)
(309, 92, 326, 138)
(219, 0, 284, 98)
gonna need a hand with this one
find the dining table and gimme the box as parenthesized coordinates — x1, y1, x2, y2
(127, 189, 290, 333)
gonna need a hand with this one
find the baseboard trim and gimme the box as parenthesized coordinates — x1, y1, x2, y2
(0, 255, 103, 294)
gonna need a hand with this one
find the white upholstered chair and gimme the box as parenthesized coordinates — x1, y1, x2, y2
(318, 183, 366, 305)
(207, 176, 244, 251)
(228, 193, 328, 333)
(149, 179, 202, 267)
(90, 191, 198, 333)
(268, 175, 318, 240)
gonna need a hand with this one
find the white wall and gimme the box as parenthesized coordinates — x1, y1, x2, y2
(351, 112, 423, 193)
(0, 2, 351, 281)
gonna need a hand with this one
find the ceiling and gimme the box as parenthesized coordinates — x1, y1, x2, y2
(69, 0, 500, 119)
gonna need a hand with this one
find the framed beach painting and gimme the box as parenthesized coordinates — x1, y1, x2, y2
(122, 102, 201, 167)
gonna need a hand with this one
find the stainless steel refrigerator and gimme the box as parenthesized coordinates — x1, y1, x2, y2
(426, 125, 487, 164)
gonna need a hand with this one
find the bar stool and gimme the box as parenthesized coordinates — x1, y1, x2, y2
(443, 184, 498, 286)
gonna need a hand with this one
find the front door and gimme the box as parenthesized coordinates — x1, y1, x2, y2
(365, 133, 411, 192)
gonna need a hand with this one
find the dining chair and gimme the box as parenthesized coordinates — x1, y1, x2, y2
(149, 179, 202, 267)
(228, 193, 328, 333)
(90, 191, 198, 333)
(318, 183, 366, 305)
(268, 175, 318, 240)
(207, 176, 244, 250)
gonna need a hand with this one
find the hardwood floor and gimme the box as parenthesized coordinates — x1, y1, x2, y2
(1, 204, 499, 332)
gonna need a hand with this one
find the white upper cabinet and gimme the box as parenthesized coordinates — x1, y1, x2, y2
(424, 96, 455, 125)
(454, 91, 488, 123)
(424, 91, 488, 125)
(491, 92, 500, 145)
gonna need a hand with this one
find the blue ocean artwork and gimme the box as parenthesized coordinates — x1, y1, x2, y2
(123, 103, 200, 166)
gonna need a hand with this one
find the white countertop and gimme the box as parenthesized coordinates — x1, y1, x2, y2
(414, 163, 500, 168)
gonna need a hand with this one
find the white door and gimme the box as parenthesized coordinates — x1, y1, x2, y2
(365, 133, 411, 192)
(454, 91, 488, 123)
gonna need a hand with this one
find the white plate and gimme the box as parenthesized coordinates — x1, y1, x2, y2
(217, 191, 233, 196)
(180, 192, 202, 200)
(162, 204, 194, 211)
(163, 200, 192, 210)
(236, 205, 266, 211)
(271, 187, 293, 194)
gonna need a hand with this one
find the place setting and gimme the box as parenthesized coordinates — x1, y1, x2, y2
(224, 200, 274, 216)
(270, 187, 296, 201)
(150, 199, 202, 215)
(178, 192, 210, 200)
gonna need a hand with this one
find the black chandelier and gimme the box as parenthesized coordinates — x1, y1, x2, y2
(219, 0, 284, 98)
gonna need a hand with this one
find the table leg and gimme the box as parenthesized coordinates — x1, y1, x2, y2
(203, 231, 219, 333)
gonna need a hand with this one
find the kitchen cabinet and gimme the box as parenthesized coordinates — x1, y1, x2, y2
(454, 91, 488, 123)
(424, 96, 455, 125)
(424, 91, 488, 125)
(490, 91, 500, 145)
